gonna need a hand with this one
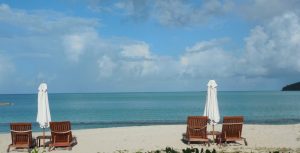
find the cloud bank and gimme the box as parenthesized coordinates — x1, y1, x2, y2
(1, 2, 300, 93)
(90, 0, 233, 26)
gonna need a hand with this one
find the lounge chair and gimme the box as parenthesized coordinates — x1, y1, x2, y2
(49, 121, 77, 151)
(217, 116, 247, 146)
(7, 123, 35, 153)
(183, 116, 210, 146)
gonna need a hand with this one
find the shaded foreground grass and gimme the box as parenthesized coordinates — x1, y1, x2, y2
(108, 147, 298, 153)
(28, 146, 298, 153)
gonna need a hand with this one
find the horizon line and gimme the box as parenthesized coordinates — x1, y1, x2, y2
(0, 90, 286, 95)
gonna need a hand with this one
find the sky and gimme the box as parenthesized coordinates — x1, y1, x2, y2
(1, 0, 300, 93)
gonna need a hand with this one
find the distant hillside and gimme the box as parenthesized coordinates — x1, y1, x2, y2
(282, 82, 300, 91)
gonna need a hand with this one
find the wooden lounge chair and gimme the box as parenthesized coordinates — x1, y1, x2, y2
(7, 123, 35, 153)
(217, 116, 247, 146)
(183, 116, 210, 146)
(49, 121, 77, 151)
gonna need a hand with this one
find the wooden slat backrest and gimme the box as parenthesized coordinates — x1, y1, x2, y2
(187, 116, 208, 139)
(50, 121, 72, 143)
(50, 121, 70, 132)
(10, 123, 32, 145)
(221, 116, 243, 139)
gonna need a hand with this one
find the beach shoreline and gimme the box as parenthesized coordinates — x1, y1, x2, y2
(1, 124, 300, 153)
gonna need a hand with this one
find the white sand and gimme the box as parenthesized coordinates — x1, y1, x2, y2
(1, 124, 300, 153)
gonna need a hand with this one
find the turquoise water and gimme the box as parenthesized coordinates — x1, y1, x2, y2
(0, 91, 300, 132)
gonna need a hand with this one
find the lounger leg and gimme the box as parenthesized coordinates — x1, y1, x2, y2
(73, 137, 78, 145)
(6, 144, 11, 153)
(224, 141, 228, 147)
(244, 138, 248, 146)
(219, 140, 223, 147)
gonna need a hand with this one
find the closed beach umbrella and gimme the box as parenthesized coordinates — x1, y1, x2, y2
(203, 80, 220, 138)
(37, 83, 51, 147)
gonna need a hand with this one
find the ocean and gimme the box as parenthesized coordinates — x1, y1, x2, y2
(0, 91, 300, 133)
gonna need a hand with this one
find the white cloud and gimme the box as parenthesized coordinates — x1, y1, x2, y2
(89, 0, 233, 27)
(0, 3, 100, 62)
(96, 42, 164, 79)
(177, 12, 300, 82)
(120, 60, 160, 77)
(185, 39, 228, 53)
(0, 3, 102, 92)
(114, 0, 150, 21)
(241, 13, 300, 76)
(94, 40, 180, 82)
(120, 42, 151, 59)
(2, 2, 300, 92)
(0, 3, 9, 11)
(153, 0, 233, 26)
(240, 0, 300, 21)
(0, 54, 14, 82)
(36, 72, 57, 82)
(97, 55, 117, 78)
(180, 39, 236, 78)
(139, 60, 159, 76)
(88, 0, 300, 28)
(178, 12, 300, 82)
(0, 4, 98, 34)
(63, 33, 87, 62)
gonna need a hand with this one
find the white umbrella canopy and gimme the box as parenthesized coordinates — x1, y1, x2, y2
(37, 83, 51, 148)
(203, 80, 220, 125)
(37, 83, 51, 128)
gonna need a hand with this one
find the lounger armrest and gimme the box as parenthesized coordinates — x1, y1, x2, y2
(11, 130, 32, 133)
(52, 131, 72, 143)
(188, 126, 207, 131)
(222, 122, 243, 125)
(52, 130, 71, 134)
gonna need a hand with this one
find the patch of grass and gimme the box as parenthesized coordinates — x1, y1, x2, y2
(30, 147, 46, 153)
(114, 149, 129, 153)
(112, 147, 296, 153)
(165, 147, 179, 153)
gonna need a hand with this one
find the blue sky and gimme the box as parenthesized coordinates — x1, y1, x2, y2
(1, 0, 300, 93)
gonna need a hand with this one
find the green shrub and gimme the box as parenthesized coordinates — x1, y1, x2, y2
(200, 148, 204, 153)
(30, 147, 46, 153)
(182, 147, 199, 153)
(31, 148, 38, 153)
(165, 147, 179, 153)
(205, 149, 211, 153)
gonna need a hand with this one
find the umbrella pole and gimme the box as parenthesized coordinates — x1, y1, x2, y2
(212, 124, 215, 143)
(43, 128, 45, 149)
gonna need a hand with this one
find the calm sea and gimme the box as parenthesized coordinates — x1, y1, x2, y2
(0, 91, 300, 132)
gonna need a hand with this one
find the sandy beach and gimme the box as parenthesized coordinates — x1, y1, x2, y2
(0, 124, 300, 153)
